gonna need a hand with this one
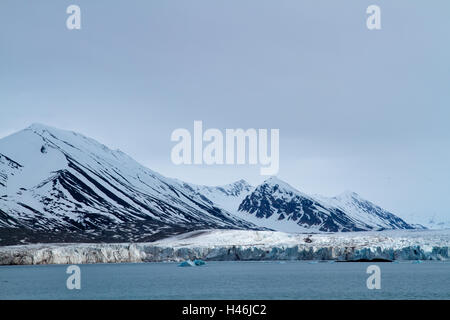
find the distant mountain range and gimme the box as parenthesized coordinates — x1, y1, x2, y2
(209, 177, 414, 233)
(0, 124, 416, 245)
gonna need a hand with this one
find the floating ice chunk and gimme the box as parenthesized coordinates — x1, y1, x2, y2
(178, 260, 195, 267)
(193, 259, 206, 266)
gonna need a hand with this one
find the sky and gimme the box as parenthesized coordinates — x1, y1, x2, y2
(1, 1, 449, 224)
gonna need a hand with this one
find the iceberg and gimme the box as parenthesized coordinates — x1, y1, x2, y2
(178, 260, 195, 267)
(193, 259, 206, 266)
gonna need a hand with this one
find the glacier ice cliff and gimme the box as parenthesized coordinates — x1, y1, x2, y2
(0, 229, 448, 265)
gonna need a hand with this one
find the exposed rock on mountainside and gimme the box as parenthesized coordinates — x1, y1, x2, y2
(0, 124, 417, 245)
(238, 178, 413, 232)
(0, 124, 259, 245)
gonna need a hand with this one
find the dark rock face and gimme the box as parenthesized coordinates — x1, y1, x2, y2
(238, 178, 414, 232)
(239, 181, 366, 232)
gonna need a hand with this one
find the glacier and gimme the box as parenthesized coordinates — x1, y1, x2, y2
(0, 229, 448, 265)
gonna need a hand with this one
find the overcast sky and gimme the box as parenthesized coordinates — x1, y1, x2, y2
(1, 1, 449, 223)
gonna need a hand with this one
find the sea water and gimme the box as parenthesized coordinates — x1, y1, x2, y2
(0, 261, 448, 300)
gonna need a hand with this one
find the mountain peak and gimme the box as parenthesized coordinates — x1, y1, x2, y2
(264, 176, 283, 184)
(27, 122, 50, 130)
(20, 124, 118, 158)
(26, 123, 64, 133)
(337, 190, 360, 199)
(24, 123, 83, 141)
(262, 176, 299, 192)
(220, 179, 253, 195)
(232, 179, 251, 188)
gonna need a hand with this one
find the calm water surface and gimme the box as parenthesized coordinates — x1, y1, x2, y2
(0, 261, 449, 299)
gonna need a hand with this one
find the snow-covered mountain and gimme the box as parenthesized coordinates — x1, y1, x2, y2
(184, 179, 253, 213)
(0, 124, 418, 245)
(0, 124, 259, 245)
(315, 191, 413, 231)
(424, 220, 450, 230)
(403, 215, 449, 230)
(237, 177, 414, 232)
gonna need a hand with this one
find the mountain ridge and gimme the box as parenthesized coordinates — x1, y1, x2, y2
(0, 124, 260, 245)
(0, 124, 416, 245)
(235, 177, 414, 232)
